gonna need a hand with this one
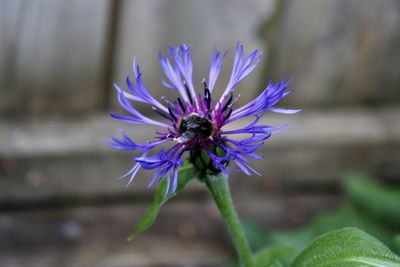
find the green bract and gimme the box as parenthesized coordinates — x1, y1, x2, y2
(128, 161, 198, 240)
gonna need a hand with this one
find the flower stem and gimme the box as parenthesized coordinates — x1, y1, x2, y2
(205, 173, 255, 267)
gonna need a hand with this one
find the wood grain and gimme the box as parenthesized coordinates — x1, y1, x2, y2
(0, 110, 399, 205)
(111, 0, 278, 110)
(264, 0, 400, 107)
(0, 0, 111, 114)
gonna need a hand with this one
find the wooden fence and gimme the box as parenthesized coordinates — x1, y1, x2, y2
(0, 0, 399, 266)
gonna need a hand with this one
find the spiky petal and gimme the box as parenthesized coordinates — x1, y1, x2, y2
(109, 42, 299, 196)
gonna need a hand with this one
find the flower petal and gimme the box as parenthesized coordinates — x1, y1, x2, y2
(218, 42, 262, 103)
(270, 107, 302, 114)
(208, 49, 227, 92)
(113, 85, 170, 128)
(228, 80, 292, 122)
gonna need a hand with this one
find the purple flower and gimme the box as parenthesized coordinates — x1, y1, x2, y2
(108, 43, 299, 196)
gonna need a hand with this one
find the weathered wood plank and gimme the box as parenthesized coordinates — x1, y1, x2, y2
(0, 0, 111, 114)
(264, 0, 400, 107)
(0, 195, 341, 267)
(0, 145, 398, 207)
(0, 109, 399, 204)
(1, 109, 399, 156)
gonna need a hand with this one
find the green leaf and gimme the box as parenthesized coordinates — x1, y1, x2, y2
(268, 204, 397, 255)
(128, 161, 198, 240)
(267, 260, 285, 267)
(241, 219, 270, 251)
(394, 234, 400, 253)
(254, 245, 295, 267)
(263, 174, 400, 255)
(292, 227, 400, 267)
(343, 173, 400, 227)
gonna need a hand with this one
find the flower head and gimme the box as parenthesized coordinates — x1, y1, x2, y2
(108, 43, 299, 196)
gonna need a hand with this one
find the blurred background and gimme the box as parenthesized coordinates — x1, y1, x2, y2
(1, 0, 400, 266)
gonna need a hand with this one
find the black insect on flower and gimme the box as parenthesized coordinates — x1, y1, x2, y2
(108, 43, 299, 196)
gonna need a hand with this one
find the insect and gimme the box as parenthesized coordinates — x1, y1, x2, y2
(176, 113, 214, 143)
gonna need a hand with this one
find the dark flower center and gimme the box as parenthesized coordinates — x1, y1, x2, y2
(177, 113, 214, 143)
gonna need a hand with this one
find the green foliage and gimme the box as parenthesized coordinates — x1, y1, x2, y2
(265, 204, 396, 257)
(267, 260, 285, 267)
(242, 219, 272, 251)
(292, 227, 400, 267)
(126, 164, 400, 267)
(241, 173, 400, 266)
(128, 161, 198, 240)
(395, 235, 400, 253)
(343, 173, 400, 228)
(254, 245, 295, 267)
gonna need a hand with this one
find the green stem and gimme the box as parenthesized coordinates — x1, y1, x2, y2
(205, 173, 255, 267)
